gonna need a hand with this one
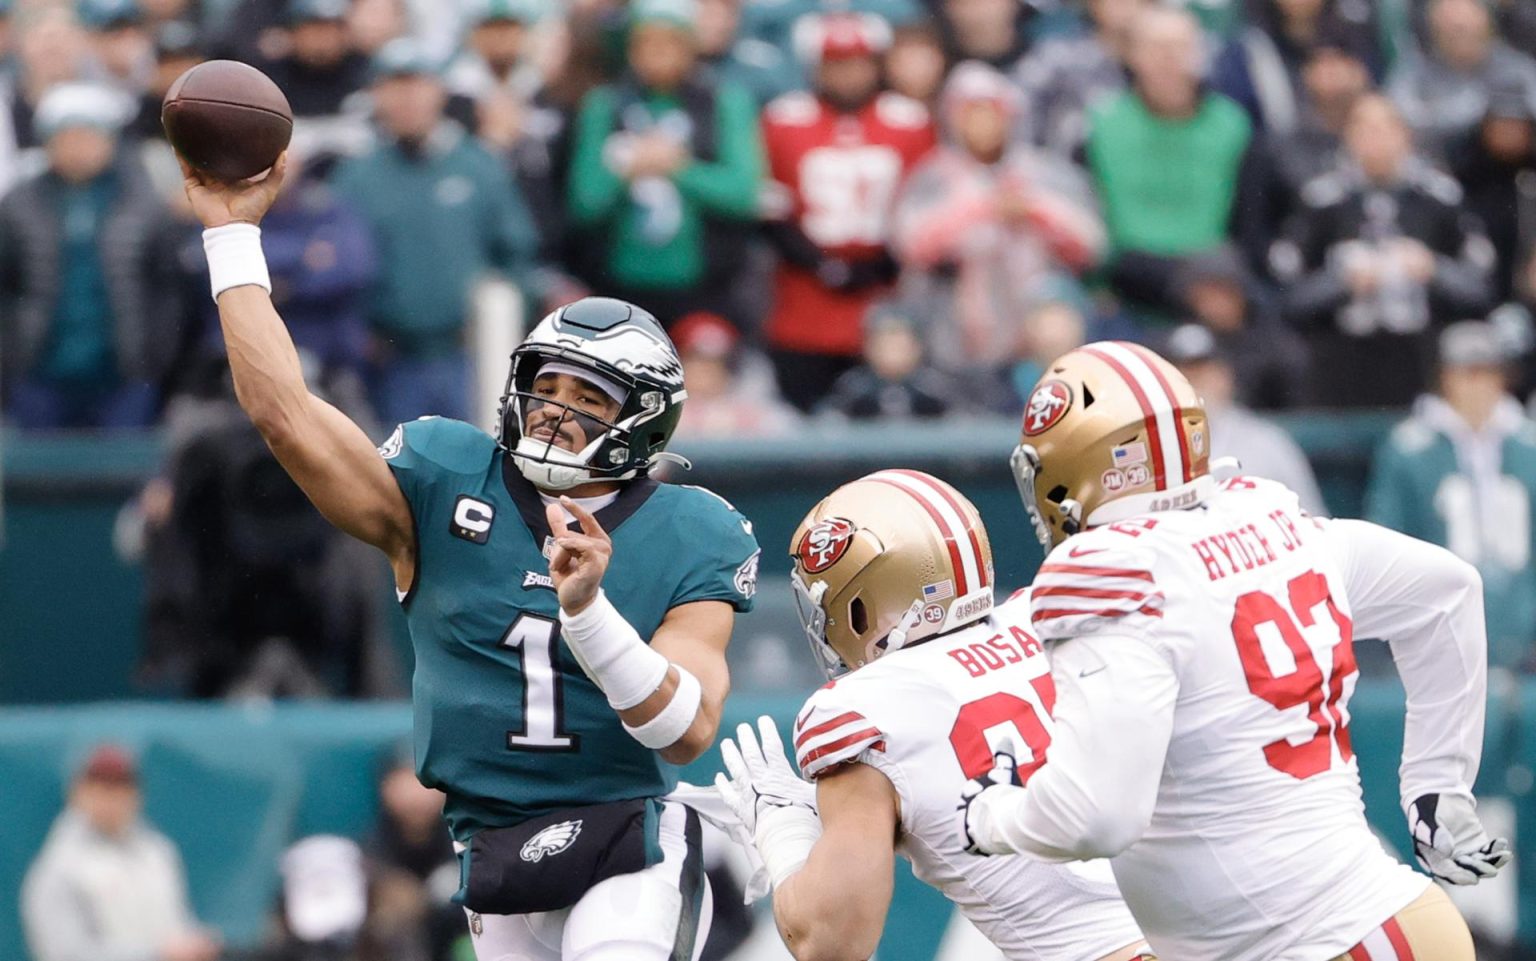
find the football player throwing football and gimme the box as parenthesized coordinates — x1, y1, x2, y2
(717, 470, 1153, 961)
(960, 341, 1509, 961)
(183, 158, 759, 961)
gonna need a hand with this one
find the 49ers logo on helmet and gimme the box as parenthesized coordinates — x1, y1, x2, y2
(796, 517, 856, 573)
(1023, 380, 1072, 436)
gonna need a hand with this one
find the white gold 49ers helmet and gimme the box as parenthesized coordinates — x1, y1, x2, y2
(790, 470, 994, 677)
(1012, 341, 1211, 548)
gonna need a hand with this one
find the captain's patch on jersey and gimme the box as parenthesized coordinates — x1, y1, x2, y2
(520, 819, 582, 862)
(797, 517, 856, 573)
(451, 496, 496, 545)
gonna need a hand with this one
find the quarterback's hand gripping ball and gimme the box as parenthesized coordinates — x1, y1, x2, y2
(959, 737, 1023, 856)
(715, 716, 817, 837)
(1407, 792, 1512, 885)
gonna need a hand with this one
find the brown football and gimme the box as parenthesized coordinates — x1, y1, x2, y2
(162, 60, 292, 182)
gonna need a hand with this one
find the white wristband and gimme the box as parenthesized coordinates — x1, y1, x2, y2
(559, 590, 670, 711)
(622, 666, 702, 749)
(203, 223, 272, 301)
(756, 804, 822, 889)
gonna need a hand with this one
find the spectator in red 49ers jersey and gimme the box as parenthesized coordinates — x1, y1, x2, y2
(760, 12, 937, 410)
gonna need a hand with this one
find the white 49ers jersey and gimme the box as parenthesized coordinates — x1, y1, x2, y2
(1026, 476, 1446, 961)
(792, 597, 1145, 961)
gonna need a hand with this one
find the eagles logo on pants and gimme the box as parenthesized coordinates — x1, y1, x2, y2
(463, 802, 709, 961)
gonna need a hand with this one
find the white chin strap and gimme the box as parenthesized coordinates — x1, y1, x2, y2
(513, 437, 600, 491)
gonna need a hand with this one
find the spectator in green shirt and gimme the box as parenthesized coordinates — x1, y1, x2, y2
(1085, 5, 1258, 318)
(332, 39, 537, 426)
(566, 0, 764, 329)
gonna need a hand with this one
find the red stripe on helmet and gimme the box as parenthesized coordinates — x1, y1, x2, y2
(1123, 341, 1193, 483)
(891, 469, 989, 587)
(1081, 345, 1167, 489)
(867, 478, 970, 597)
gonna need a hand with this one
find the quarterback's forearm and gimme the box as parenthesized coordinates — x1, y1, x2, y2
(217, 285, 314, 436)
(562, 596, 731, 760)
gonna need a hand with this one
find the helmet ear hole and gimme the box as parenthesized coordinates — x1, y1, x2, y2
(1046, 485, 1069, 504)
(849, 596, 869, 636)
(1081, 385, 1095, 407)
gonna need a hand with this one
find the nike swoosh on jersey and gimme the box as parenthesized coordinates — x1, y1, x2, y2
(1068, 545, 1106, 558)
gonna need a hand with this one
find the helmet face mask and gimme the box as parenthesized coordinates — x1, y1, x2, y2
(498, 298, 686, 491)
(789, 471, 996, 679)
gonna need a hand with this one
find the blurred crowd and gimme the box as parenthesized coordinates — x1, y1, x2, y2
(1, 0, 1535, 670)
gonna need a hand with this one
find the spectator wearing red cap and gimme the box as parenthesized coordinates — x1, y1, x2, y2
(22, 745, 221, 961)
(671, 311, 798, 437)
(760, 12, 936, 410)
(892, 61, 1104, 383)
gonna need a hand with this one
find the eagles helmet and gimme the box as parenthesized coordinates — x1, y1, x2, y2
(1011, 341, 1211, 548)
(499, 297, 687, 491)
(789, 470, 995, 678)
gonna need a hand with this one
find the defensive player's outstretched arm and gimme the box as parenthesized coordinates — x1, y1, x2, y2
(1321, 518, 1510, 883)
(771, 764, 898, 961)
(182, 157, 414, 588)
(964, 635, 1177, 860)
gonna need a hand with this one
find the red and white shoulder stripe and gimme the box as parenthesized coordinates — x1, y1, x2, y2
(1030, 552, 1165, 639)
(862, 469, 990, 597)
(1079, 341, 1194, 491)
(793, 698, 887, 780)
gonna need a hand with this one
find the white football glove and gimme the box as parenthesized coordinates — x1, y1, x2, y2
(715, 716, 821, 889)
(1407, 792, 1511, 885)
(958, 737, 1023, 856)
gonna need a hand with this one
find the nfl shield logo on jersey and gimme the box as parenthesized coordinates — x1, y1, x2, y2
(520, 819, 583, 863)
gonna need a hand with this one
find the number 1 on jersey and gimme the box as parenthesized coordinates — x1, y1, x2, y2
(501, 614, 579, 751)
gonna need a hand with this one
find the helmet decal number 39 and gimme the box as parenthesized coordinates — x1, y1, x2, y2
(1022, 380, 1072, 436)
(797, 517, 856, 574)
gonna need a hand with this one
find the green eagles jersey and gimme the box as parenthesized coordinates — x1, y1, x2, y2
(1365, 405, 1536, 670)
(381, 416, 760, 840)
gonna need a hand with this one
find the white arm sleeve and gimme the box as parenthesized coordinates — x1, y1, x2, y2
(1321, 518, 1488, 811)
(974, 632, 1178, 861)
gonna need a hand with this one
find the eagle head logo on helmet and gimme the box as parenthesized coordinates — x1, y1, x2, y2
(1010, 342, 1211, 549)
(497, 298, 688, 492)
(789, 471, 994, 678)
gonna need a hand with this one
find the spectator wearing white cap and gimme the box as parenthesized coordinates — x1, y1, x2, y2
(0, 80, 183, 429)
(892, 60, 1103, 384)
(1367, 320, 1536, 671)
(1164, 322, 1326, 516)
(21, 745, 222, 961)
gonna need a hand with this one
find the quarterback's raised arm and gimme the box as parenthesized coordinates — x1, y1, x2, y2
(182, 157, 414, 586)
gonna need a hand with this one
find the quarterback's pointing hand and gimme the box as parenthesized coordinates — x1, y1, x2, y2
(546, 497, 611, 614)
